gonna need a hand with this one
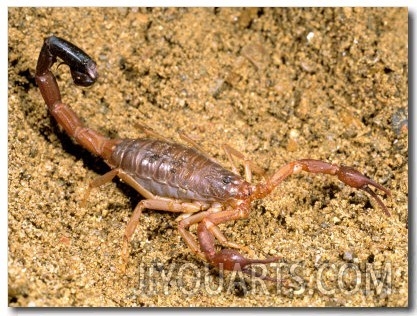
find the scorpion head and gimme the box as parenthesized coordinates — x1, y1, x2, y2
(204, 168, 252, 202)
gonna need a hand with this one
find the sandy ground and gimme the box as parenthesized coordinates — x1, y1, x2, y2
(8, 8, 408, 307)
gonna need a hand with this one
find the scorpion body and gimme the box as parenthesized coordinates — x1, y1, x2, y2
(110, 139, 248, 203)
(35, 36, 391, 281)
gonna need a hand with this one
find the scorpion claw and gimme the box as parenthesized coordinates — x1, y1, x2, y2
(337, 166, 391, 195)
(209, 249, 282, 281)
(210, 249, 286, 283)
(241, 268, 288, 284)
(360, 185, 391, 217)
(337, 166, 391, 216)
(283, 160, 391, 215)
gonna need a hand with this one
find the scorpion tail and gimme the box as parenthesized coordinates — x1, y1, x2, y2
(35, 36, 120, 160)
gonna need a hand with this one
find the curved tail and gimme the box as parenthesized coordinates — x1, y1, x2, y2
(35, 36, 119, 160)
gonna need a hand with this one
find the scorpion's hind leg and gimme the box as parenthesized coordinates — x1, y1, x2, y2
(255, 159, 391, 216)
(135, 122, 171, 142)
(121, 195, 205, 273)
(80, 169, 120, 208)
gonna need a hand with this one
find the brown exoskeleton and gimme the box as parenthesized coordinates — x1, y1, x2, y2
(35, 36, 391, 281)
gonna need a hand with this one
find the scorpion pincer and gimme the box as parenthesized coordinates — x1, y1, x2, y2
(35, 36, 391, 281)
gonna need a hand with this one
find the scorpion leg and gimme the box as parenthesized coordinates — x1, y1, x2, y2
(135, 122, 171, 142)
(178, 209, 221, 262)
(197, 206, 282, 281)
(222, 144, 265, 182)
(81, 169, 119, 207)
(121, 197, 207, 272)
(208, 225, 255, 256)
(179, 133, 207, 155)
(81, 167, 208, 272)
(255, 159, 391, 216)
(178, 206, 255, 260)
(181, 133, 224, 164)
(81, 168, 160, 208)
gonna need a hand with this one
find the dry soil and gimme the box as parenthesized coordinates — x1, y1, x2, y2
(8, 7, 408, 307)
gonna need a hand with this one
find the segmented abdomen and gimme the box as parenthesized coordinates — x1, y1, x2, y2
(109, 139, 245, 202)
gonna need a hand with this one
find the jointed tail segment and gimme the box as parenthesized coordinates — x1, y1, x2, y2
(35, 36, 118, 159)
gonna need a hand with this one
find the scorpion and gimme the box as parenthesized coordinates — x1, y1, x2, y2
(35, 36, 391, 281)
